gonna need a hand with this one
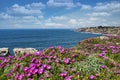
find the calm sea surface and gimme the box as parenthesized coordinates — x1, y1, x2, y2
(0, 29, 101, 55)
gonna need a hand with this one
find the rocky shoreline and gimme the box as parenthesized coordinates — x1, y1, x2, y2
(0, 48, 38, 57)
(0, 35, 114, 57)
(0, 34, 120, 79)
(1, 26, 120, 57)
(76, 26, 120, 35)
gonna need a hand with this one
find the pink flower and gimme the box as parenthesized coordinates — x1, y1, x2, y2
(31, 58, 35, 63)
(23, 67, 29, 72)
(38, 67, 44, 75)
(32, 69, 38, 74)
(30, 66, 35, 71)
(59, 72, 68, 77)
(72, 54, 76, 58)
(35, 59, 39, 63)
(39, 78, 44, 80)
(76, 72, 80, 75)
(89, 75, 95, 80)
(46, 65, 52, 70)
(98, 54, 103, 57)
(18, 74, 24, 80)
(27, 78, 32, 80)
(55, 58, 60, 63)
(26, 73, 31, 77)
(29, 63, 36, 68)
(37, 63, 41, 67)
(118, 64, 120, 68)
(65, 76, 72, 80)
(63, 58, 70, 64)
(100, 65, 106, 69)
(42, 64, 47, 68)
(69, 48, 73, 52)
(15, 73, 19, 80)
(49, 51, 53, 56)
(45, 71, 50, 78)
(95, 73, 99, 77)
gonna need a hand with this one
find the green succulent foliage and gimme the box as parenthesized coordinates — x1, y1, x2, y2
(73, 55, 103, 76)
(0, 74, 8, 80)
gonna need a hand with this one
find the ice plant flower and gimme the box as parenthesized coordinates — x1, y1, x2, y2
(38, 67, 44, 75)
(98, 54, 103, 57)
(32, 69, 38, 74)
(15, 73, 19, 80)
(29, 63, 36, 67)
(42, 64, 47, 68)
(46, 65, 52, 70)
(63, 58, 70, 64)
(26, 73, 31, 77)
(72, 53, 76, 58)
(89, 75, 95, 80)
(31, 58, 36, 63)
(27, 78, 32, 80)
(65, 76, 72, 80)
(23, 67, 29, 72)
(55, 58, 60, 63)
(18, 74, 24, 80)
(59, 72, 68, 77)
(100, 65, 106, 69)
(76, 72, 80, 76)
(45, 71, 50, 78)
(95, 73, 99, 77)
(37, 63, 41, 67)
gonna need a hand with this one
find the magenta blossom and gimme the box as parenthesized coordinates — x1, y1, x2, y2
(26, 73, 31, 77)
(100, 65, 106, 69)
(46, 65, 52, 70)
(31, 58, 36, 63)
(89, 75, 95, 80)
(32, 69, 38, 74)
(23, 67, 29, 72)
(63, 58, 70, 64)
(59, 72, 68, 77)
(42, 64, 47, 68)
(65, 76, 72, 80)
(38, 67, 44, 75)
(55, 58, 60, 63)
(15, 73, 19, 80)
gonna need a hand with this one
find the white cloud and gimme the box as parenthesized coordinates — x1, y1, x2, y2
(45, 23, 64, 27)
(47, 0, 75, 9)
(51, 16, 67, 20)
(87, 12, 111, 17)
(0, 1, 120, 29)
(81, 5, 91, 10)
(26, 2, 45, 9)
(69, 19, 77, 25)
(94, 1, 120, 13)
(7, 2, 45, 16)
(43, 15, 79, 28)
(0, 13, 14, 19)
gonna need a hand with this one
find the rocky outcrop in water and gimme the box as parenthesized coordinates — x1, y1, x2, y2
(0, 48, 9, 57)
(13, 48, 38, 57)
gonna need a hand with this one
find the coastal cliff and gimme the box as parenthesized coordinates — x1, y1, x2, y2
(76, 26, 120, 35)
(0, 35, 120, 80)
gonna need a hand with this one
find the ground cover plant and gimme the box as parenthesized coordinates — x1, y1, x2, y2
(0, 35, 120, 80)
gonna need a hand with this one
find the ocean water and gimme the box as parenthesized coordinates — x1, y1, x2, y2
(0, 29, 101, 55)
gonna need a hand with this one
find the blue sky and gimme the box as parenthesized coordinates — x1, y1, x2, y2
(0, 0, 120, 29)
